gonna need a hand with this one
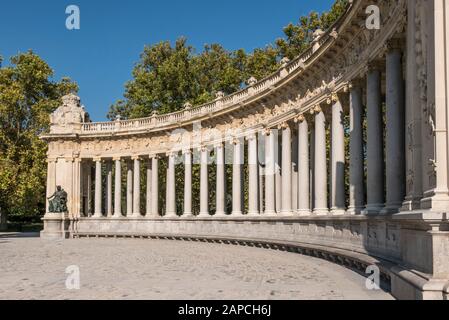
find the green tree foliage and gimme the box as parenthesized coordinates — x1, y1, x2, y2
(0, 52, 77, 226)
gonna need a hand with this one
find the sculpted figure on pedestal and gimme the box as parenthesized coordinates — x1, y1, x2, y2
(48, 186, 68, 213)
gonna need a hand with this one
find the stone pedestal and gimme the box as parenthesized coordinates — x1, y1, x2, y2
(40, 213, 70, 239)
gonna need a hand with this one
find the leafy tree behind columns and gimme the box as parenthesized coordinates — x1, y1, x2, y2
(0, 51, 78, 228)
(276, 0, 349, 60)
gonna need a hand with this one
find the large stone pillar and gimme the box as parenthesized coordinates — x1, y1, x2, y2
(382, 47, 405, 214)
(264, 129, 276, 215)
(247, 133, 259, 215)
(364, 66, 385, 214)
(114, 158, 123, 217)
(215, 143, 227, 216)
(93, 158, 103, 218)
(275, 131, 282, 213)
(313, 106, 328, 215)
(348, 83, 365, 214)
(132, 157, 142, 217)
(330, 95, 346, 215)
(84, 161, 92, 217)
(183, 150, 193, 217)
(232, 139, 243, 215)
(151, 156, 159, 217)
(297, 115, 310, 215)
(198, 147, 210, 217)
(165, 153, 177, 217)
(280, 122, 292, 215)
(126, 159, 133, 216)
(106, 161, 113, 217)
(146, 158, 152, 216)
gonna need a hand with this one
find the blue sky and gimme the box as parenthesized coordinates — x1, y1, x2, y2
(0, 0, 334, 121)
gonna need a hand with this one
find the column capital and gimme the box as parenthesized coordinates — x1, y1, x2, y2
(326, 93, 339, 105)
(245, 133, 258, 141)
(131, 155, 141, 161)
(213, 141, 224, 149)
(182, 148, 192, 155)
(112, 157, 121, 161)
(93, 157, 102, 162)
(348, 78, 364, 90)
(366, 60, 384, 73)
(165, 151, 177, 158)
(262, 127, 272, 136)
(277, 122, 291, 130)
(294, 114, 306, 123)
(312, 105, 322, 114)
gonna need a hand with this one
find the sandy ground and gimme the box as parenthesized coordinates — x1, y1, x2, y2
(0, 233, 393, 300)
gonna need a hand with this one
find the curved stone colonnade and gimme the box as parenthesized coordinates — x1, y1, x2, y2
(41, 0, 449, 300)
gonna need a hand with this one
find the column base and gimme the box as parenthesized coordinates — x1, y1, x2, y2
(380, 203, 402, 215)
(263, 210, 277, 216)
(313, 208, 329, 216)
(362, 204, 384, 215)
(214, 212, 227, 217)
(231, 211, 243, 216)
(112, 214, 125, 219)
(279, 210, 293, 216)
(247, 211, 260, 216)
(164, 213, 178, 218)
(93, 213, 104, 218)
(197, 212, 210, 218)
(182, 212, 194, 218)
(297, 209, 312, 216)
(330, 208, 346, 216)
(346, 206, 364, 215)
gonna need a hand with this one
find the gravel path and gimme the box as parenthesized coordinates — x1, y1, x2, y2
(0, 234, 393, 300)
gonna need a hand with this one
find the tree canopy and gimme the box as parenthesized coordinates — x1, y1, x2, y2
(0, 51, 77, 227)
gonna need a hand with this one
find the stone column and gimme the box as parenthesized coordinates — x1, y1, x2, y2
(106, 161, 113, 217)
(146, 158, 152, 216)
(198, 147, 210, 217)
(280, 122, 292, 215)
(348, 83, 365, 214)
(151, 156, 159, 217)
(382, 47, 405, 214)
(364, 65, 385, 214)
(94, 158, 103, 218)
(46, 159, 57, 213)
(114, 158, 122, 217)
(215, 143, 227, 216)
(247, 133, 259, 215)
(85, 162, 92, 217)
(183, 150, 193, 217)
(126, 160, 133, 216)
(275, 131, 282, 213)
(165, 153, 177, 217)
(132, 157, 142, 217)
(232, 139, 243, 215)
(264, 129, 276, 215)
(313, 106, 328, 215)
(330, 95, 346, 215)
(297, 115, 310, 215)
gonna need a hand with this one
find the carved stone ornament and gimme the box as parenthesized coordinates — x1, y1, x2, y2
(50, 93, 89, 134)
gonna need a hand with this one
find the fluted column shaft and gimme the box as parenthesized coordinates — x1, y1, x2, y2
(166, 153, 176, 217)
(264, 130, 276, 215)
(281, 124, 292, 215)
(314, 108, 328, 215)
(199, 148, 209, 216)
(132, 157, 141, 217)
(114, 158, 122, 217)
(297, 117, 310, 214)
(106, 161, 113, 217)
(94, 159, 103, 217)
(331, 98, 346, 215)
(248, 134, 259, 215)
(126, 160, 133, 216)
(151, 157, 159, 217)
(232, 140, 243, 215)
(348, 85, 365, 214)
(383, 48, 405, 213)
(365, 67, 384, 214)
(215, 143, 226, 216)
(146, 159, 152, 216)
(183, 150, 193, 217)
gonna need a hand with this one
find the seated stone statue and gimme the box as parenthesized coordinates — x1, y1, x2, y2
(48, 186, 68, 213)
